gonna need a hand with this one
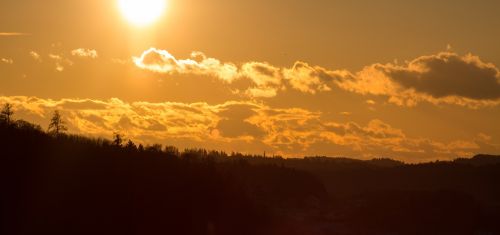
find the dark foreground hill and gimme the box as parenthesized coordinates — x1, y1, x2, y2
(1, 121, 499, 235)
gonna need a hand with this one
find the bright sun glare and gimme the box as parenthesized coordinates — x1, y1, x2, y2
(118, 0, 167, 26)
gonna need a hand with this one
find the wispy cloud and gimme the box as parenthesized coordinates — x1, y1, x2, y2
(0, 32, 30, 36)
(49, 53, 73, 72)
(1, 58, 14, 64)
(29, 51, 42, 62)
(71, 48, 98, 59)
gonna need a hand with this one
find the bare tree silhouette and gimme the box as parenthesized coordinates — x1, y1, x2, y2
(48, 110, 67, 135)
(0, 103, 14, 125)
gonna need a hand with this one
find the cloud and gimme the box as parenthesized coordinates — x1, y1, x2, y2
(244, 87, 279, 98)
(216, 103, 266, 139)
(0, 96, 220, 142)
(1, 58, 13, 64)
(111, 58, 129, 64)
(0, 32, 30, 36)
(133, 48, 239, 82)
(26, 48, 96, 70)
(59, 99, 109, 110)
(239, 62, 284, 97)
(133, 48, 343, 98)
(390, 53, 499, 99)
(134, 49, 500, 107)
(71, 48, 98, 59)
(30, 51, 42, 62)
(337, 52, 500, 108)
(0, 95, 496, 161)
(282, 61, 339, 94)
(49, 54, 73, 72)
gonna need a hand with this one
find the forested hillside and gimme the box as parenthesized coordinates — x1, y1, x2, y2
(1, 119, 499, 234)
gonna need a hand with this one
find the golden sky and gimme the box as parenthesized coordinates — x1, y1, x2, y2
(1, 0, 499, 162)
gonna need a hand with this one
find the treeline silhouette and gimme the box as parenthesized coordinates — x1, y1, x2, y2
(1, 106, 499, 234)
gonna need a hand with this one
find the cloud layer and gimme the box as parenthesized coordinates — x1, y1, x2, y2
(134, 49, 500, 107)
(2, 47, 498, 161)
(1, 96, 496, 162)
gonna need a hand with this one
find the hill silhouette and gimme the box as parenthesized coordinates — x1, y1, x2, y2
(1, 119, 499, 234)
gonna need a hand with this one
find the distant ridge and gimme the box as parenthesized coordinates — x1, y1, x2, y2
(301, 155, 500, 167)
(454, 154, 500, 166)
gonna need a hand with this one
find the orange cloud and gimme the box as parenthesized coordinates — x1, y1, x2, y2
(134, 49, 500, 107)
(29, 51, 42, 62)
(49, 54, 73, 72)
(283, 61, 340, 94)
(133, 48, 239, 83)
(0, 95, 495, 162)
(133, 48, 344, 98)
(71, 48, 98, 59)
(1, 58, 14, 64)
(337, 52, 500, 108)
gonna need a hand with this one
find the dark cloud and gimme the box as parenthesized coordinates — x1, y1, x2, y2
(80, 114, 107, 127)
(60, 100, 108, 110)
(336, 52, 500, 107)
(386, 53, 500, 100)
(145, 120, 167, 132)
(253, 64, 279, 77)
(117, 116, 136, 129)
(216, 104, 265, 138)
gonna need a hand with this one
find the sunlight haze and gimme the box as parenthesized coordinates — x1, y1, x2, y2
(118, 0, 167, 26)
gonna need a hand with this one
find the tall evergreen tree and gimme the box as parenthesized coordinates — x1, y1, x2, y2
(48, 110, 67, 135)
(0, 103, 14, 125)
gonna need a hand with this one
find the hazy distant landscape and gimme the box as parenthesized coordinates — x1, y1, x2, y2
(2, 117, 499, 235)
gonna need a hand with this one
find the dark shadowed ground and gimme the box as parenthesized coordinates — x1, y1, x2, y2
(1, 121, 499, 235)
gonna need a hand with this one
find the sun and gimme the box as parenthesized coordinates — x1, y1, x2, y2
(118, 0, 167, 26)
